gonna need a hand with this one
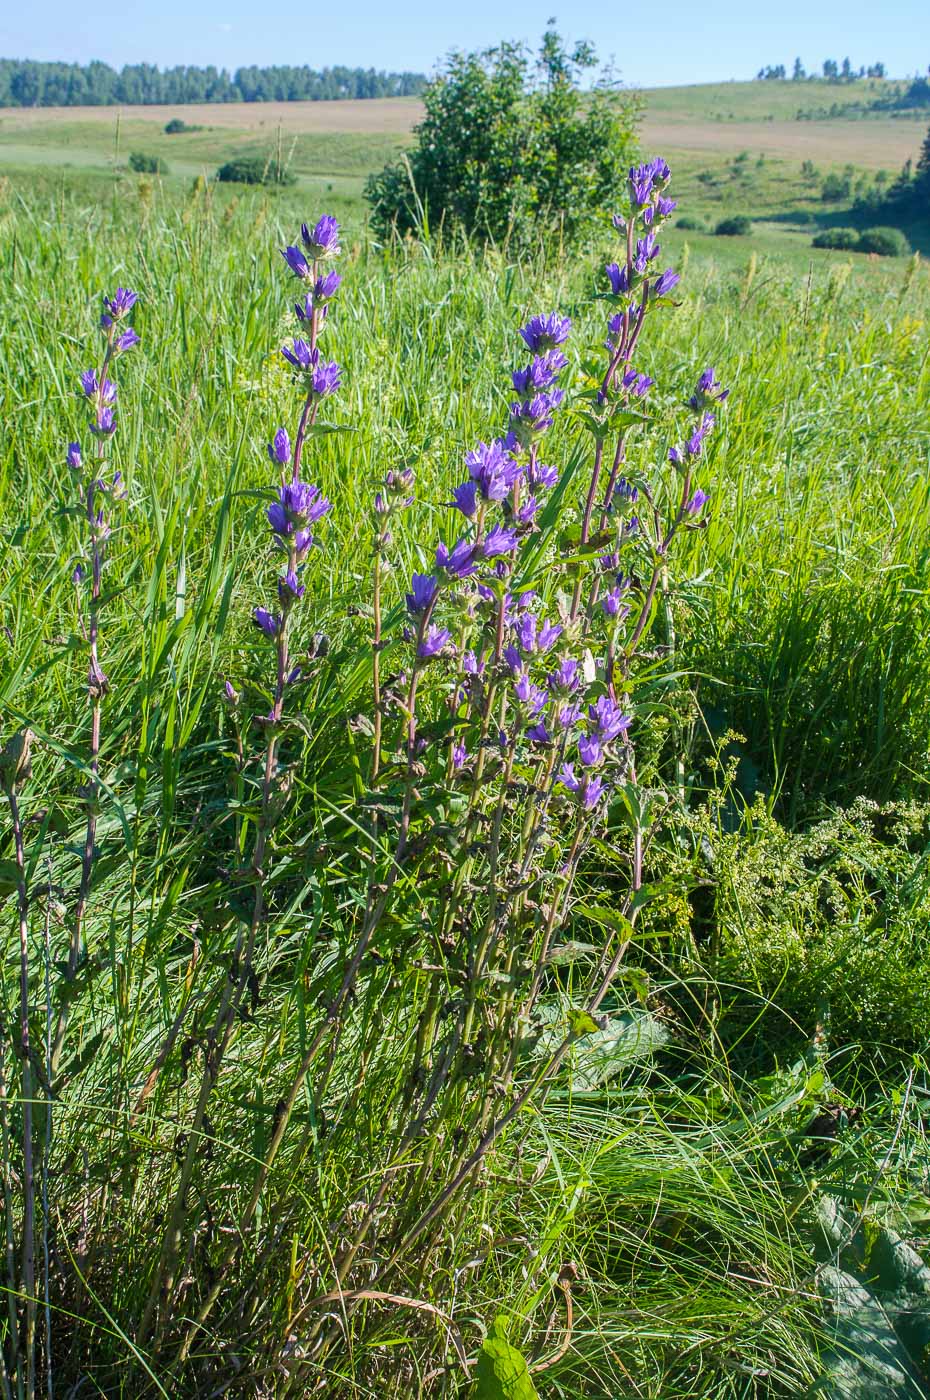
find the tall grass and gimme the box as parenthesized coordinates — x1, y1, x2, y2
(1, 175, 929, 1395)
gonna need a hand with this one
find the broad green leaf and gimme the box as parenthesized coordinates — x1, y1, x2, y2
(471, 1317, 539, 1400)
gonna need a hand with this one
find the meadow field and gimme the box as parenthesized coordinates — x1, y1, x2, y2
(0, 78, 929, 1397)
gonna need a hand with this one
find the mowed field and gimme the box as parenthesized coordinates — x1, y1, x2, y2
(1, 81, 924, 174)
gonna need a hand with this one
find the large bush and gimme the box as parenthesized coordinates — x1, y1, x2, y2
(216, 153, 296, 186)
(715, 215, 752, 236)
(128, 151, 167, 174)
(364, 27, 641, 245)
(857, 225, 911, 256)
(812, 226, 860, 249)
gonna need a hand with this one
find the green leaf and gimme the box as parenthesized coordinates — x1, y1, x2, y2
(471, 1317, 539, 1400)
(567, 1008, 600, 1037)
(574, 902, 635, 941)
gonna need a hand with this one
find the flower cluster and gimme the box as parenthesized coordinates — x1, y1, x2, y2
(71, 286, 140, 693)
(382, 157, 729, 832)
(250, 218, 340, 654)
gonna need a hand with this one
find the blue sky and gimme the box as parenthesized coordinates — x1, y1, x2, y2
(1, 1, 926, 88)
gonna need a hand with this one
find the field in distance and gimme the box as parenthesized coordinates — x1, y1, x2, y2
(1, 80, 926, 257)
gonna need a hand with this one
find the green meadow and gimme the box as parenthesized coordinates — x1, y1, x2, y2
(0, 80, 929, 1396)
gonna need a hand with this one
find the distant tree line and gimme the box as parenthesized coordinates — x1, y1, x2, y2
(857, 122, 930, 223)
(0, 59, 427, 107)
(757, 58, 887, 81)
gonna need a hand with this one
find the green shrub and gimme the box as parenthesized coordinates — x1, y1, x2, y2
(164, 118, 199, 135)
(856, 225, 911, 256)
(364, 26, 641, 246)
(715, 215, 752, 236)
(216, 154, 296, 186)
(688, 796, 930, 1066)
(812, 226, 860, 249)
(821, 172, 851, 201)
(128, 151, 167, 175)
(676, 215, 707, 230)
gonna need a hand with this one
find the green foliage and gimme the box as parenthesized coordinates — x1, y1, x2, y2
(821, 171, 852, 201)
(164, 117, 198, 134)
(675, 214, 707, 230)
(215, 153, 296, 185)
(471, 1318, 539, 1399)
(128, 150, 167, 174)
(857, 225, 912, 256)
(364, 26, 641, 246)
(714, 214, 752, 235)
(0, 169, 928, 1396)
(812, 226, 861, 249)
(685, 795, 930, 1061)
(0, 56, 426, 106)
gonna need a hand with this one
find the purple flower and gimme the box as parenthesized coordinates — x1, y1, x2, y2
(282, 245, 312, 280)
(80, 370, 116, 403)
(515, 613, 537, 652)
(526, 720, 550, 743)
(281, 338, 315, 371)
(686, 488, 709, 516)
(301, 216, 341, 259)
(613, 478, 639, 507)
(652, 268, 681, 298)
(100, 287, 137, 325)
(418, 625, 451, 659)
(518, 314, 571, 353)
(406, 572, 438, 616)
(267, 480, 332, 536)
(601, 587, 630, 619)
(481, 524, 518, 559)
(451, 481, 478, 517)
(114, 328, 141, 353)
(463, 650, 484, 676)
(517, 495, 540, 524)
(628, 163, 656, 207)
(538, 619, 563, 652)
(514, 673, 547, 714)
(634, 234, 660, 274)
(314, 271, 342, 301)
(656, 196, 677, 218)
(578, 734, 603, 767)
(278, 570, 305, 605)
(526, 459, 558, 490)
(67, 442, 82, 472)
(294, 294, 324, 323)
(554, 701, 582, 729)
(547, 657, 579, 696)
(511, 349, 568, 398)
(223, 679, 240, 705)
(559, 764, 605, 810)
(90, 407, 116, 437)
(589, 695, 632, 743)
(452, 740, 467, 769)
(268, 428, 291, 465)
(688, 367, 729, 411)
(503, 644, 523, 674)
(621, 367, 652, 398)
(606, 262, 631, 297)
(558, 762, 580, 791)
(311, 360, 341, 398)
(436, 538, 476, 578)
(253, 607, 283, 639)
(464, 440, 521, 503)
(509, 391, 562, 443)
(670, 414, 714, 466)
